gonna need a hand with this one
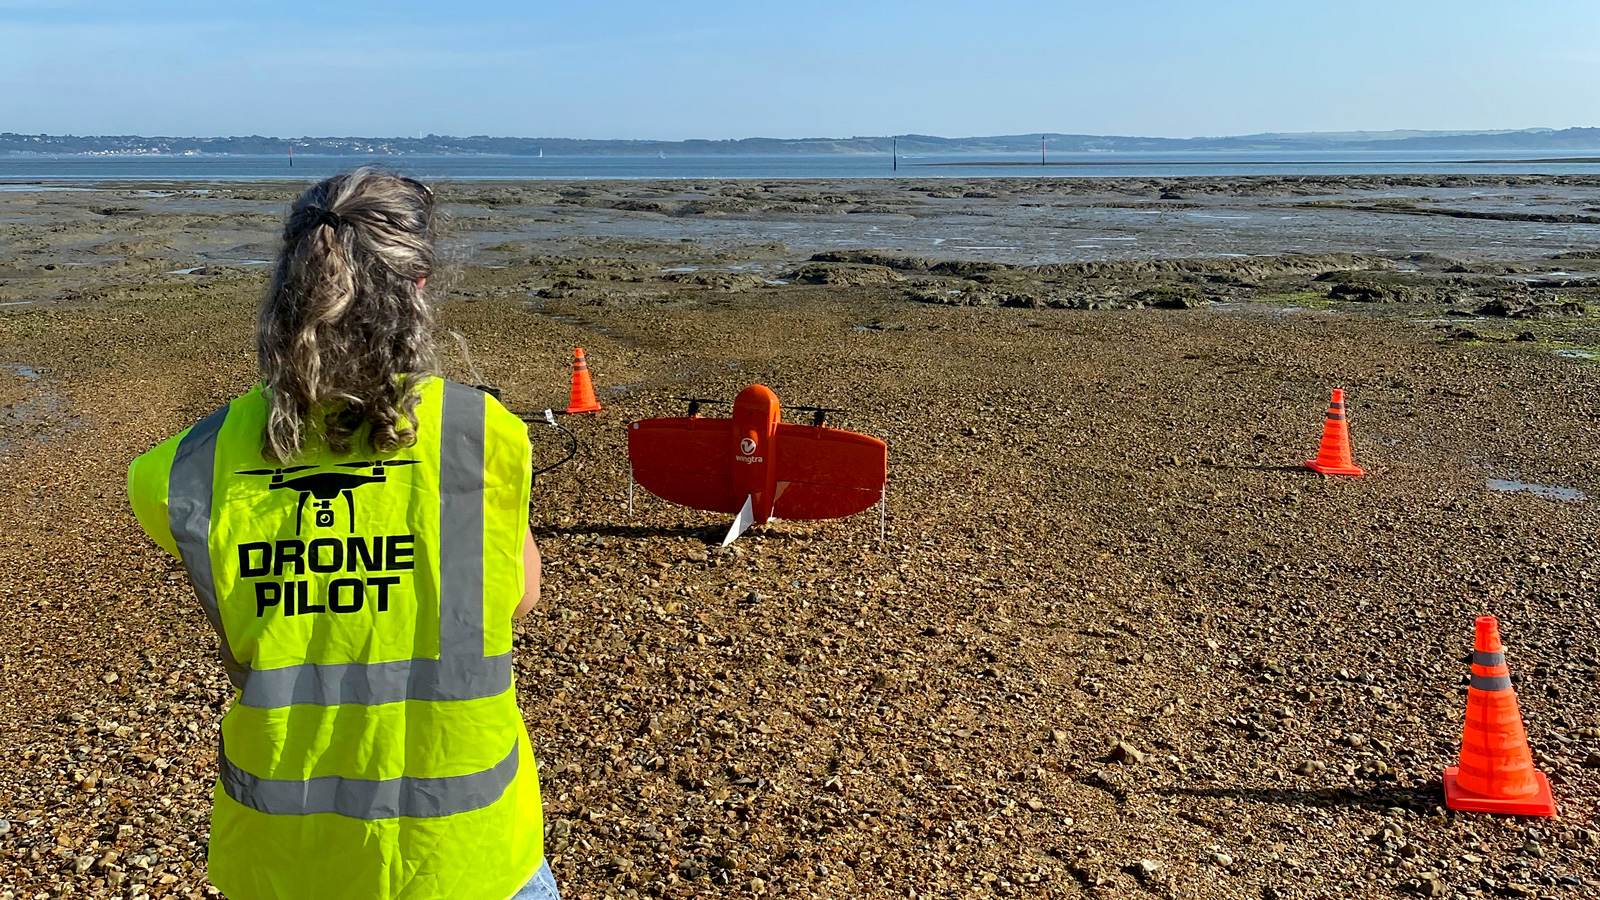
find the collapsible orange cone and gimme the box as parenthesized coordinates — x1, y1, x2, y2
(1305, 388, 1363, 476)
(564, 347, 603, 414)
(1443, 616, 1556, 817)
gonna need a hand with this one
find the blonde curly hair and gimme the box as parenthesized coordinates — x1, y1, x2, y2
(257, 168, 438, 461)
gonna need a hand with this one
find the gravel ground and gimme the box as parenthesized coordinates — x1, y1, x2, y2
(1, 183, 1599, 900)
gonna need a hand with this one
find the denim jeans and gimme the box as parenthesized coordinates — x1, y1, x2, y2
(510, 861, 560, 900)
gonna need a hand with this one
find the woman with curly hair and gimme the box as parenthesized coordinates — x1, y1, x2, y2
(129, 169, 558, 900)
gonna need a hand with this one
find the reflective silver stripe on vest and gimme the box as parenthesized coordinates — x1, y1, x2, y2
(1471, 674, 1512, 691)
(168, 406, 247, 691)
(438, 381, 488, 662)
(1473, 651, 1505, 668)
(238, 653, 512, 707)
(220, 738, 519, 819)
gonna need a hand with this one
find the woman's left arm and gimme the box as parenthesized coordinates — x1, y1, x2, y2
(514, 528, 541, 619)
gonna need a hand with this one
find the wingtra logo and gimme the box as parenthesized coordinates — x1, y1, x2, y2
(736, 436, 763, 464)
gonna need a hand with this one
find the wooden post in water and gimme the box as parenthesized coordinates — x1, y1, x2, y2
(1041, 136, 1046, 166)
(892, 136, 897, 171)
(289, 144, 294, 168)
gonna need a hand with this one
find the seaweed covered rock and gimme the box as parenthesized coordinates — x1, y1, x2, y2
(784, 262, 904, 286)
(1477, 296, 1588, 319)
(1314, 271, 1417, 303)
(903, 284, 989, 306)
(1328, 281, 1414, 302)
(809, 250, 933, 271)
(663, 271, 766, 292)
(1443, 262, 1534, 275)
(1133, 284, 1207, 309)
(996, 291, 1050, 309)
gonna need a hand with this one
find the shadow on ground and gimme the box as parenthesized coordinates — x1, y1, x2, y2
(1160, 781, 1445, 813)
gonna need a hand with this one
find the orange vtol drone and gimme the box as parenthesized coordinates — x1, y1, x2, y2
(627, 384, 888, 545)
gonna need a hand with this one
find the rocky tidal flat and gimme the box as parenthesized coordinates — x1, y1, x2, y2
(2, 177, 1600, 899)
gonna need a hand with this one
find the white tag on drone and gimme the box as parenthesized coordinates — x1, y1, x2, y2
(721, 495, 755, 547)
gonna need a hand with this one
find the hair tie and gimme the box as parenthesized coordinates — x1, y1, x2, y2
(309, 207, 342, 231)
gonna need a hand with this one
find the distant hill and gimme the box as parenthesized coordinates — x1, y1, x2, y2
(4, 128, 1600, 156)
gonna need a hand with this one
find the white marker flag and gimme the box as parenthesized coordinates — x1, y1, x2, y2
(721, 495, 756, 547)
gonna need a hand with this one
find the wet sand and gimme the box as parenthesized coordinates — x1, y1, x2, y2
(2, 177, 1600, 899)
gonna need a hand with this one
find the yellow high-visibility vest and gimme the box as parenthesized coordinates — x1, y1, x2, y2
(128, 378, 543, 900)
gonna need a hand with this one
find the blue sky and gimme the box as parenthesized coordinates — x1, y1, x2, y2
(2, 0, 1597, 139)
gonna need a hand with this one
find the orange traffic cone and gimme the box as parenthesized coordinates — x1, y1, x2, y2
(564, 347, 603, 414)
(1443, 616, 1557, 817)
(1305, 388, 1363, 476)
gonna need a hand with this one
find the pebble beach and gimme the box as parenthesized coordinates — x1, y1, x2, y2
(2, 175, 1600, 899)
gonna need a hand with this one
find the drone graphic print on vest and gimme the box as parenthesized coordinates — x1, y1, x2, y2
(233, 459, 422, 619)
(236, 459, 420, 534)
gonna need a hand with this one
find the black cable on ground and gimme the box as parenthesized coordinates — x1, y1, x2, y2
(519, 409, 579, 485)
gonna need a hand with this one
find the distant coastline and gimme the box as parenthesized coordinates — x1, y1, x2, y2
(922, 156, 1600, 168)
(6, 127, 1600, 158)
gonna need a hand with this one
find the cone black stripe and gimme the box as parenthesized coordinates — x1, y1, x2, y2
(1473, 651, 1505, 667)
(1470, 674, 1512, 691)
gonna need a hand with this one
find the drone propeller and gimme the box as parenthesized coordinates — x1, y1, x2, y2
(236, 465, 316, 476)
(336, 460, 421, 470)
(787, 405, 845, 427)
(672, 397, 729, 417)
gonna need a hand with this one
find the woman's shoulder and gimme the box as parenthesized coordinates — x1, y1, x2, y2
(421, 378, 528, 444)
(232, 382, 270, 409)
(473, 384, 530, 446)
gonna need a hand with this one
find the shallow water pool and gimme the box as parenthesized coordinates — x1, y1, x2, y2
(1487, 478, 1586, 502)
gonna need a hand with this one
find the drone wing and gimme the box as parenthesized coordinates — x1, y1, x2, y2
(771, 423, 886, 520)
(627, 417, 743, 514)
